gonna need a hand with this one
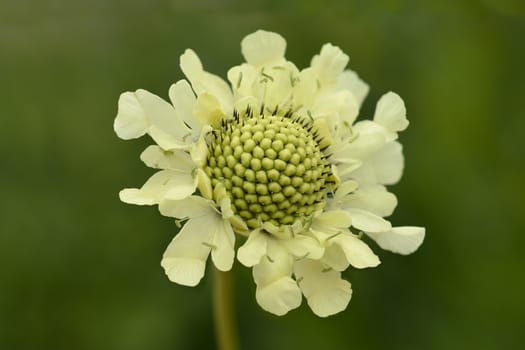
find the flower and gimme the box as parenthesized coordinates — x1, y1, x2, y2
(114, 30, 425, 317)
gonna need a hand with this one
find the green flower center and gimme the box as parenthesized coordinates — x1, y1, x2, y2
(205, 108, 333, 230)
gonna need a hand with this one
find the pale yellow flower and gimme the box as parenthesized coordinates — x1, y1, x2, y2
(115, 30, 425, 317)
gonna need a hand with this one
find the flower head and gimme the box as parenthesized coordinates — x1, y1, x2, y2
(115, 30, 425, 317)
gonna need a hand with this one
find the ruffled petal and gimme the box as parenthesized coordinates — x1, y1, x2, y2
(211, 219, 236, 271)
(282, 234, 324, 260)
(336, 69, 369, 108)
(147, 125, 191, 150)
(321, 244, 350, 271)
(114, 89, 191, 142)
(367, 226, 425, 255)
(294, 259, 352, 317)
(164, 173, 197, 200)
(180, 49, 233, 113)
(168, 80, 201, 131)
(140, 145, 194, 171)
(373, 92, 409, 137)
(332, 233, 380, 269)
(119, 170, 189, 205)
(159, 196, 213, 219)
(114, 92, 149, 139)
(253, 240, 301, 315)
(351, 141, 404, 185)
(311, 210, 353, 234)
(311, 43, 349, 86)
(341, 184, 398, 217)
(241, 30, 286, 66)
(193, 92, 224, 128)
(237, 229, 268, 267)
(160, 216, 215, 286)
(347, 208, 392, 233)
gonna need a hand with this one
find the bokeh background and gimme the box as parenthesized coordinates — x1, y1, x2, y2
(1, 0, 524, 349)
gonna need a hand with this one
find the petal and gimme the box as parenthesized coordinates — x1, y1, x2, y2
(140, 145, 193, 171)
(312, 210, 353, 233)
(341, 184, 398, 217)
(294, 259, 352, 317)
(114, 91, 148, 139)
(351, 141, 404, 185)
(192, 92, 224, 128)
(367, 226, 425, 255)
(321, 244, 350, 271)
(160, 216, 215, 286)
(253, 242, 302, 316)
(332, 233, 381, 269)
(373, 92, 409, 134)
(179, 49, 233, 113)
(333, 180, 359, 199)
(241, 30, 286, 66)
(119, 170, 184, 205)
(282, 234, 324, 260)
(311, 43, 349, 86)
(117, 89, 191, 141)
(255, 276, 302, 316)
(164, 172, 197, 200)
(311, 90, 359, 128)
(211, 218, 236, 271)
(168, 80, 201, 131)
(147, 125, 191, 150)
(336, 69, 369, 108)
(159, 196, 213, 219)
(237, 229, 268, 267)
(347, 208, 392, 233)
(331, 122, 386, 162)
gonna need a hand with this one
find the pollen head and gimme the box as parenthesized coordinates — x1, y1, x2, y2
(204, 107, 334, 231)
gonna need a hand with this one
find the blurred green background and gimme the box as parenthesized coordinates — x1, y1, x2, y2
(1, 0, 524, 349)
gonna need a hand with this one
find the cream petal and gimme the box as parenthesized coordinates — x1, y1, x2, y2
(351, 141, 404, 185)
(193, 92, 224, 128)
(332, 127, 385, 163)
(140, 145, 193, 171)
(255, 276, 302, 316)
(129, 89, 191, 140)
(311, 43, 349, 86)
(119, 170, 183, 205)
(228, 64, 258, 97)
(321, 244, 350, 271)
(211, 218, 236, 271)
(168, 80, 201, 131)
(373, 92, 409, 134)
(241, 30, 286, 66)
(164, 173, 197, 200)
(311, 210, 353, 236)
(341, 184, 398, 217)
(367, 226, 425, 255)
(311, 90, 359, 129)
(147, 125, 191, 150)
(253, 242, 301, 315)
(159, 196, 213, 219)
(237, 230, 268, 267)
(160, 216, 215, 286)
(347, 208, 392, 233)
(293, 67, 318, 108)
(294, 259, 352, 317)
(336, 70, 369, 108)
(282, 234, 324, 260)
(333, 180, 359, 199)
(332, 233, 381, 269)
(180, 49, 233, 113)
(114, 92, 149, 139)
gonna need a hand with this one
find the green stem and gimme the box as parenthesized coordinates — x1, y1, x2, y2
(213, 268, 240, 350)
